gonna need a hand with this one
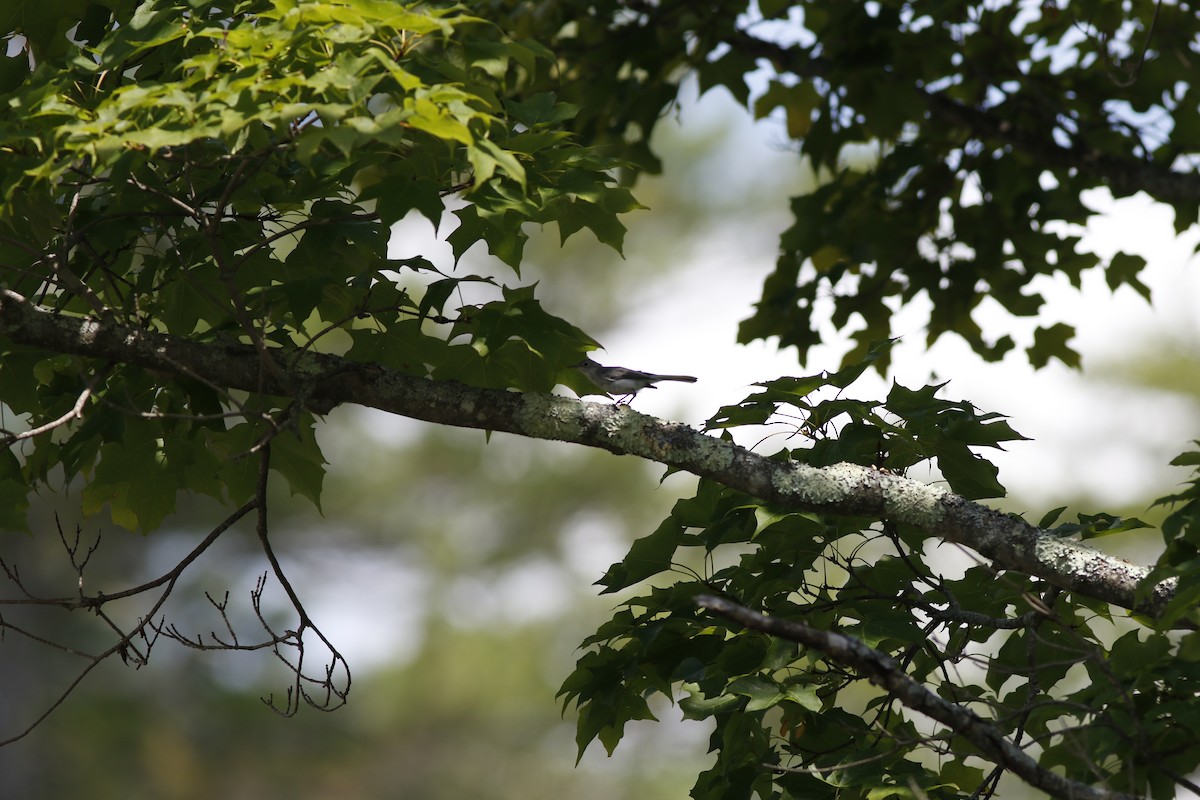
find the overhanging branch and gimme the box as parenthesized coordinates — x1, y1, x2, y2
(0, 289, 1174, 619)
(696, 595, 1139, 800)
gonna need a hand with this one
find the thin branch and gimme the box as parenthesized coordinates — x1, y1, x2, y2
(1101, 0, 1163, 88)
(0, 500, 255, 745)
(0, 500, 255, 609)
(695, 595, 1138, 800)
(94, 396, 257, 423)
(47, 191, 112, 319)
(157, 587, 289, 652)
(0, 232, 49, 260)
(252, 444, 350, 715)
(767, 740, 913, 775)
(232, 210, 382, 272)
(2, 374, 99, 446)
(124, 175, 202, 218)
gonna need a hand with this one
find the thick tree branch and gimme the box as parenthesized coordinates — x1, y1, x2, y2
(695, 595, 1138, 800)
(0, 290, 1173, 618)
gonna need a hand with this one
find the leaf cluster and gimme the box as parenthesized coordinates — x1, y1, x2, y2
(562, 350, 1200, 799)
(484, 0, 1199, 368)
(706, 341, 1027, 500)
(1140, 445, 1200, 628)
(0, 0, 637, 531)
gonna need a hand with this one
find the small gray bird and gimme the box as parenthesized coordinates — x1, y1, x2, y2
(575, 357, 697, 404)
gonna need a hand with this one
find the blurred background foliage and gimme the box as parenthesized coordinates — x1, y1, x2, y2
(2, 74, 1197, 796)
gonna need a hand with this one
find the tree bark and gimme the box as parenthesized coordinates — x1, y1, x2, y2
(0, 289, 1174, 619)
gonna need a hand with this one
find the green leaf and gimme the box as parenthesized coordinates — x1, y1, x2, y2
(1169, 447, 1200, 467)
(83, 430, 177, 533)
(94, 0, 188, 64)
(505, 92, 580, 127)
(368, 177, 446, 229)
(934, 439, 1004, 500)
(1073, 512, 1151, 540)
(468, 138, 526, 188)
(0, 347, 43, 413)
(269, 417, 327, 511)
(204, 425, 260, 505)
(554, 197, 629, 253)
(596, 517, 685, 593)
(784, 683, 822, 712)
(753, 79, 820, 137)
(728, 675, 785, 712)
(1028, 322, 1080, 369)
(446, 205, 528, 268)
(0, 449, 30, 533)
(1038, 505, 1068, 528)
(1106, 252, 1150, 300)
(680, 689, 741, 720)
(404, 95, 474, 144)
(1108, 629, 1171, 679)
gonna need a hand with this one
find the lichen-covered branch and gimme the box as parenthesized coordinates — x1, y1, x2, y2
(0, 289, 1171, 618)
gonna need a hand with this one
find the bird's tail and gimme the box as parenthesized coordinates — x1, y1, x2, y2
(654, 374, 697, 383)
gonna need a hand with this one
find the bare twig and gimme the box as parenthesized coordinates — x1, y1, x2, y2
(250, 445, 351, 715)
(157, 586, 292, 652)
(3, 367, 110, 447)
(0, 500, 255, 610)
(0, 500, 256, 745)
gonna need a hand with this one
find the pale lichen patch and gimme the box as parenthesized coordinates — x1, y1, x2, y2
(1035, 535, 1103, 573)
(514, 393, 578, 439)
(685, 432, 735, 471)
(883, 477, 948, 529)
(772, 462, 860, 505)
(79, 318, 100, 345)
